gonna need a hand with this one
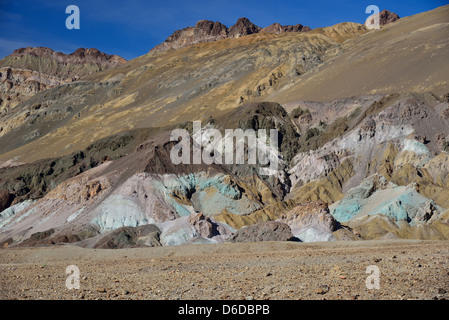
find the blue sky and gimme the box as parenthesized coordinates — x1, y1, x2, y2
(0, 0, 446, 60)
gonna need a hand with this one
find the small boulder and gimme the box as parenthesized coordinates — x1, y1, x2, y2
(278, 201, 338, 242)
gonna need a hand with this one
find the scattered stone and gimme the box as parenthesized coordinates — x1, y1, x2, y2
(316, 284, 330, 295)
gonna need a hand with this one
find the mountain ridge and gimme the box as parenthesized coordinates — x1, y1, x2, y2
(151, 17, 311, 53)
(150, 9, 402, 53)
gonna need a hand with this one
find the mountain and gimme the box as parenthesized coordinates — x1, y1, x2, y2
(0, 47, 126, 111)
(1, 5, 449, 248)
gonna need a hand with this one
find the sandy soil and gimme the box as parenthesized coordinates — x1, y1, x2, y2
(0, 240, 448, 300)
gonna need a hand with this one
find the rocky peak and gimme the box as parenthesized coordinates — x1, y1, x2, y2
(379, 9, 400, 24)
(365, 9, 400, 29)
(286, 24, 312, 32)
(70, 48, 127, 67)
(228, 17, 261, 38)
(153, 20, 229, 52)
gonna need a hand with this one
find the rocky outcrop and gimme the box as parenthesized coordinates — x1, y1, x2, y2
(151, 20, 228, 52)
(365, 9, 400, 29)
(151, 17, 311, 52)
(0, 67, 66, 110)
(157, 214, 233, 246)
(260, 23, 311, 34)
(17, 228, 56, 247)
(377, 9, 400, 25)
(277, 201, 338, 242)
(230, 221, 295, 242)
(344, 214, 449, 240)
(329, 174, 445, 223)
(288, 93, 449, 197)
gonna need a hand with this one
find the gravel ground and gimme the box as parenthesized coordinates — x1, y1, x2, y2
(0, 240, 448, 300)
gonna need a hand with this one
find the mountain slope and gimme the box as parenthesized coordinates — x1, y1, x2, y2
(0, 23, 364, 164)
(1, 6, 447, 165)
(270, 5, 449, 102)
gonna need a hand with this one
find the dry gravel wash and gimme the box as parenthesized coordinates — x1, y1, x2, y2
(0, 240, 448, 300)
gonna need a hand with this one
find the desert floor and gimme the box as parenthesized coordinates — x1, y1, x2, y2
(1, 240, 448, 300)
